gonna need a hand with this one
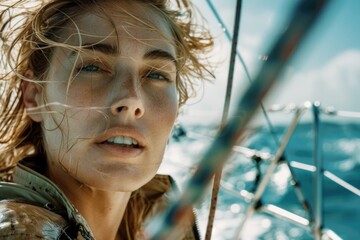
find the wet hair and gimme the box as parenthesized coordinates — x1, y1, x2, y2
(0, 0, 213, 238)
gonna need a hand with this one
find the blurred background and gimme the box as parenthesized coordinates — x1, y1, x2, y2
(180, 0, 360, 125)
(159, 0, 360, 239)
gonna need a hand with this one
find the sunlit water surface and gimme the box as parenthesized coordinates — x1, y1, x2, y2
(160, 121, 360, 239)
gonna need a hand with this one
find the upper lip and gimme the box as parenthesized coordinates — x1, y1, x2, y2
(95, 127, 146, 147)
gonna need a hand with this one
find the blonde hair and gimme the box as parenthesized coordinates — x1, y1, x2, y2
(1, 0, 213, 238)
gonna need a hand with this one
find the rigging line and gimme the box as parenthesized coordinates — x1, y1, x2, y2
(205, 0, 281, 147)
(205, 0, 243, 239)
(290, 161, 360, 197)
(231, 146, 360, 197)
(324, 171, 360, 197)
(205, 0, 311, 217)
(146, 0, 327, 238)
(321, 108, 360, 118)
(235, 107, 306, 238)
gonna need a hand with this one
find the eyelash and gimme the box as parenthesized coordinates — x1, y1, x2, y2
(76, 63, 172, 82)
(146, 72, 167, 80)
(144, 70, 172, 82)
(77, 62, 108, 74)
(80, 65, 100, 72)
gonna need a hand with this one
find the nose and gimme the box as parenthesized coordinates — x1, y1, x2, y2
(110, 79, 145, 119)
(111, 98, 144, 119)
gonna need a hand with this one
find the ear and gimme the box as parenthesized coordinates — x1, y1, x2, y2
(21, 70, 43, 122)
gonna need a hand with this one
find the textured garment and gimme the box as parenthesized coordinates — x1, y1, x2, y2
(0, 164, 199, 239)
(0, 200, 76, 239)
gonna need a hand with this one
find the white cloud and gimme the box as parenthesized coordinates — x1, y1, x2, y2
(321, 51, 360, 88)
(266, 50, 360, 112)
(180, 49, 360, 126)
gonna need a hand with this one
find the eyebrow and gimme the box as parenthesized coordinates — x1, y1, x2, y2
(144, 49, 177, 66)
(70, 43, 118, 56)
(69, 43, 176, 65)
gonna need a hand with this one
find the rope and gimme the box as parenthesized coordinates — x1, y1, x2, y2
(204, 0, 309, 237)
(205, 0, 243, 239)
(146, 0, 327, 238)
(205, 0, 281, 147)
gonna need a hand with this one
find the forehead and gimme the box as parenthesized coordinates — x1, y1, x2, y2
(58, 1, 175, 55)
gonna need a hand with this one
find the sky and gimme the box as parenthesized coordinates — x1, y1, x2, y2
(180, 0, 360, 126)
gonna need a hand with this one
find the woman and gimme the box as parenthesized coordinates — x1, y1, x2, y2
(0, 0, 213, 239)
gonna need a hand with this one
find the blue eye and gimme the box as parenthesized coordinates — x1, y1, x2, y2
(147, 72, 167, 80)
(80, 65, 101, 72)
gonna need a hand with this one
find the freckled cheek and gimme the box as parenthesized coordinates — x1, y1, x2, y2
(44, 84, 105, 132)
(147, 88, 178, 123)
(65, 83, 106, 106)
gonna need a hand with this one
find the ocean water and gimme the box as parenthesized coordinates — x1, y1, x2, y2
(160, 119, 360, 239)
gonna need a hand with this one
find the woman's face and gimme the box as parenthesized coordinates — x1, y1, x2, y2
(32, 2, 178, 191)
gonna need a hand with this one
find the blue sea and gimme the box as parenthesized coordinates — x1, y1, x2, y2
(160, 117, 360, 239)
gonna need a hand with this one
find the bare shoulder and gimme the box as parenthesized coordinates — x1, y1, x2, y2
(0, 200, 71, 239)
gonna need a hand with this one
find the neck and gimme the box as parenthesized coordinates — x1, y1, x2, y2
(48, 169, 131, 240)
(73, 188, 131, 240)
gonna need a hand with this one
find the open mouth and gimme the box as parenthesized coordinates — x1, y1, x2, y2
(100, 136, 141, 148)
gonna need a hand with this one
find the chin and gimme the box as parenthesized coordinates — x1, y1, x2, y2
(80, 166, 159, 192)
